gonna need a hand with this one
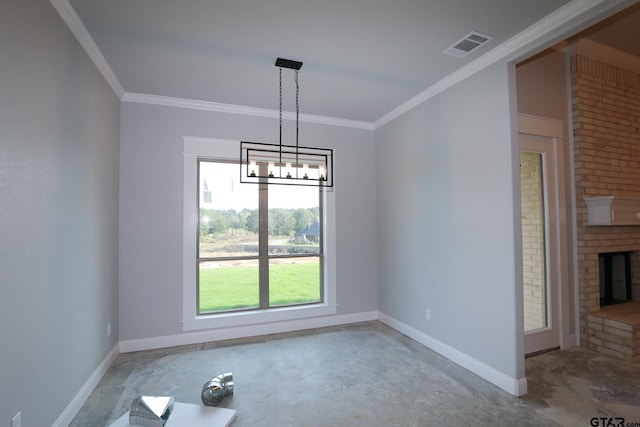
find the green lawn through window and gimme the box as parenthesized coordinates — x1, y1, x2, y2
(199, 260, 320, 313)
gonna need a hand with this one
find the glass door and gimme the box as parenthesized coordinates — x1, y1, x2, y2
(520, 136, 560, 355)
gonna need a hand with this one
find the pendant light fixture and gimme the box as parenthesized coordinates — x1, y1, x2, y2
(240, 58, 334, 187)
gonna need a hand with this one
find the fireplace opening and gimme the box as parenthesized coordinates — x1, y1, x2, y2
(599, 252, 633, 307)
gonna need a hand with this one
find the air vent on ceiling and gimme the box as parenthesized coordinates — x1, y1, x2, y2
(443, 31, 493, 58)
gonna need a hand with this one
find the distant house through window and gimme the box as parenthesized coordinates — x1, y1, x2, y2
(295, 221, 320, 244)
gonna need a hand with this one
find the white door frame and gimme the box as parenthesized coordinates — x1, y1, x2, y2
(518, 114, 571, 355)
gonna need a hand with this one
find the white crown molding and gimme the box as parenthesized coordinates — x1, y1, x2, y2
(122, 92, 375, 130)
(572, 38, 640, 73)
(374, 0, 634, 129)
(50, 0, 125, 98)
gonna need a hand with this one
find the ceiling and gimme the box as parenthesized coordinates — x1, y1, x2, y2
(64, 0, 638, 124)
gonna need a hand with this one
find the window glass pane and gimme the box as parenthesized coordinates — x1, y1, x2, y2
(269, 257, 321, 307)
(199, 260, 259, 313)
(268, 184, 320, 256)
(197, 160, 322, 314)
(520, 152, 547, 332)
(199, 161, 259, 258)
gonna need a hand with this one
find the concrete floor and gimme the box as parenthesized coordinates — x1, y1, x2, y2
(70, 321, 640, 426)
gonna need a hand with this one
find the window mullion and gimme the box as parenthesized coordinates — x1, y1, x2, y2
(258, 163, 269, 308)
(318, 186, 324, 300)
(196, 160, 203, 313)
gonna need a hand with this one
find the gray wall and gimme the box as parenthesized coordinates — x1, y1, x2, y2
(0, 1, 120, 426)
(119, 102, 377, 340)
(375, 63, 524, 381)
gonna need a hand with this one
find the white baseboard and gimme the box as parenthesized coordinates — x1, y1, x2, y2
(120, 311, 379, 353)
(52, 343, 119, 427)
(378, 312, 528, 396)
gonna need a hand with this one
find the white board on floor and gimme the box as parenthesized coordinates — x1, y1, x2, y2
(108, 402, 236, 427)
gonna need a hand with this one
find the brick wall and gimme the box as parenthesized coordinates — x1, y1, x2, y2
(586, 313, 639, 362)
(571, 54, 640, 349)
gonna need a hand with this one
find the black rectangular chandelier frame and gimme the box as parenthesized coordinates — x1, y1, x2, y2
(240, 58, 334, 188)
(240, 141, 333, 187)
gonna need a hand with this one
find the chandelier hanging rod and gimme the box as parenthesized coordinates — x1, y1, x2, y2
(277, 58, 302, 177)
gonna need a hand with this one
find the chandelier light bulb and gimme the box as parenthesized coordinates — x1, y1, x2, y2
(318, 165, 326, 180)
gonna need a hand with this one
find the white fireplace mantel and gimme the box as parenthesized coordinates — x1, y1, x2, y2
(584, 196, 640, 226)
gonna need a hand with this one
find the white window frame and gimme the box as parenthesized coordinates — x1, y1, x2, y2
(182, 137, 337, 331)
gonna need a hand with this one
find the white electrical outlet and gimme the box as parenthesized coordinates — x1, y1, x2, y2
(12, 411, 21, 427)
(425, 308, 431, 320)
(107, 322, 112, 337)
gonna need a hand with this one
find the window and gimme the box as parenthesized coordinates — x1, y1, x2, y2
(183, 137, 336, 331)
(197, 160, 322, 313)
